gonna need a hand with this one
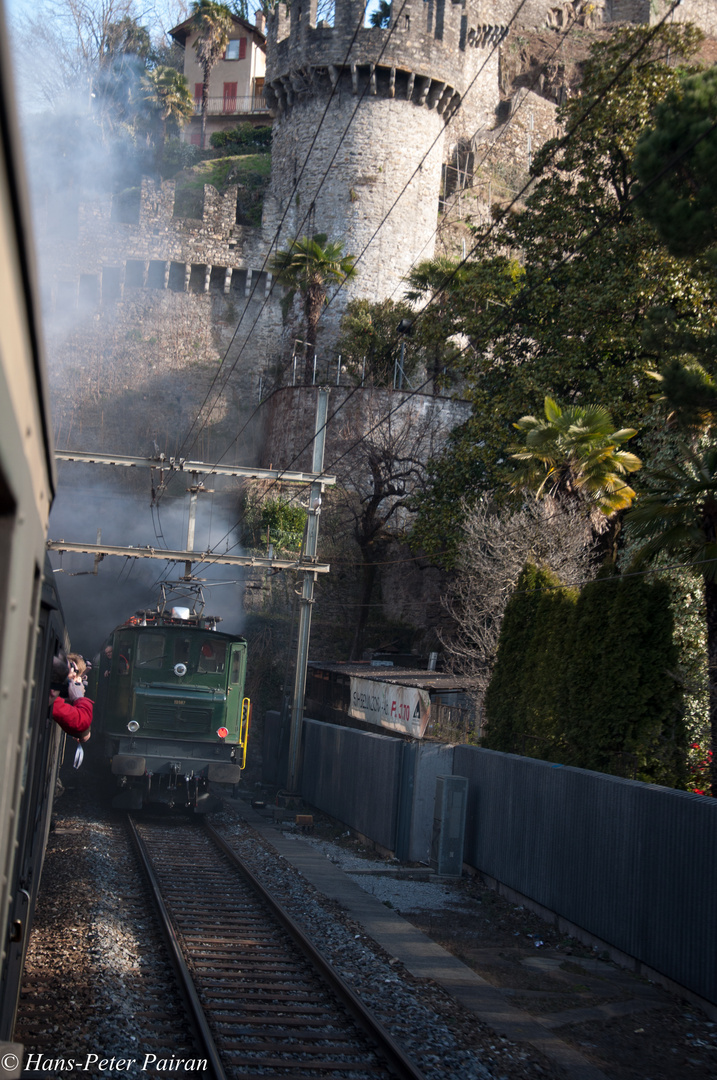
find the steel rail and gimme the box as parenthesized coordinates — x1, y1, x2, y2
(204, 820, 429, 1080)
(126, 815, 228, 1080)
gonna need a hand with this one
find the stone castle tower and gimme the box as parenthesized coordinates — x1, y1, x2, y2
(261, 0, 520, 330)
(43, 0, 717, 459)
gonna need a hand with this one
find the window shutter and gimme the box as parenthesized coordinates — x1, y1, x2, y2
(194, 83, 202, 102)
(239, 37, 247, 60)
(223, 82, 238, 112)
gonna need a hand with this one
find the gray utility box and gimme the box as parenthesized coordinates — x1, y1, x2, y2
(430, 775, 468, 877)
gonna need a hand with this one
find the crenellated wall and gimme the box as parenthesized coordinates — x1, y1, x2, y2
(262, 0, 519, 328)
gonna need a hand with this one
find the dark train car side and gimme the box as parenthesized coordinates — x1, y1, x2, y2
(0, 572, 66, 1040)
(94, 612, 250, 811)
(0, 0, 66, 1047)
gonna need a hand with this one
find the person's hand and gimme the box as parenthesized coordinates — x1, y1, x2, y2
(78, 729, 91, 744)
(48, 689, 60, 705)
(68, 680, 85, 701)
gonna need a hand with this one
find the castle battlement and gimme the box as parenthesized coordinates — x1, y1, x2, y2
(264, 0, 518, 118)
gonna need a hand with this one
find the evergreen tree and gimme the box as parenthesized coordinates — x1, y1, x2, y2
(483, 564, 550, 753)
(564, 573, 684, 784)
(563, 569, 615, 769)
(485, 565, 685, 786)
(634, 66, 717, 261)
(519, 580, 577, 758)
(627, 444, 717, 792)
(335, 298, 419, 387)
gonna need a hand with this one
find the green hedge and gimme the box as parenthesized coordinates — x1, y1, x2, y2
(483, 563, 686, 787)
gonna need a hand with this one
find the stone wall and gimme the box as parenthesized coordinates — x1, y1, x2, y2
(651, 0, 717, 36)
(609, 0, 717, 34)
(43, 176, 286, 457)
(49, 176, 269, 303)
(257, 384, 472, 473)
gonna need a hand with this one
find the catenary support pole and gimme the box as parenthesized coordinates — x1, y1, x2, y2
(185, 472, 199, 579)
(286, 387, 329, 793)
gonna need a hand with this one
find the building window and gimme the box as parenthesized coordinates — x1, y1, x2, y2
(225, 37, 246, 60)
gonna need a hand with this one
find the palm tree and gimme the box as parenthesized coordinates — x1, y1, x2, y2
(190, 0, 233, 150)
(510, 397, 642, 516)
(626, 444, 717, 793)
(141, 66, 194, 145)
(270, 233, 357, 383)
(404, 257, 470, 395)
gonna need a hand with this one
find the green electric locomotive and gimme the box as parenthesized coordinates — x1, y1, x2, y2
(94, 605, 250, 811)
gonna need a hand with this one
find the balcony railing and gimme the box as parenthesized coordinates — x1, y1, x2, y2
(193, 94, 268, 116)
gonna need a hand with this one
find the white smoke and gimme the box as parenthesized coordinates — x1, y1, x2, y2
(4, 0, 253, 652)
(48, 470, 247, 656)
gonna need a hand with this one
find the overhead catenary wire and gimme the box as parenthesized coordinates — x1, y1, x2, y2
(189, 47, 714, 578)
(384, 13, 585, 302)
(168, 0, 526, 478)
(195, 0, 678, 492)
(170, 0, 411, 470)
(159, 1, 691, 581)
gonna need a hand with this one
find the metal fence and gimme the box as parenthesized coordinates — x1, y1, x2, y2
(193, 95, 268, 115)
(297, 719, 717, 1007)
(454, 746, 717, 1007)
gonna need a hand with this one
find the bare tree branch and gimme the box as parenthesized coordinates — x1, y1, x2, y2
(442, 497, 597, 693)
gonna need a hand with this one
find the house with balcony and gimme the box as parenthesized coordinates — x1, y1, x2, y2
(169, 11, 270, 146)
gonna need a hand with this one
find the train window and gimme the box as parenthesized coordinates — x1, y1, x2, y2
(198, 639, 226, 673)
(136, 633, 165, 669)
(174, 637, 191, 665)
(231, 650, 243, 684)
(113, 632, 133, 675)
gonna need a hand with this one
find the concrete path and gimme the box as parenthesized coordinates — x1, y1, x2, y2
(240, 806, 614, 1080)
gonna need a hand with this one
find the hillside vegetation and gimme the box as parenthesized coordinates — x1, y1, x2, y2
(173, 151, 271, 225)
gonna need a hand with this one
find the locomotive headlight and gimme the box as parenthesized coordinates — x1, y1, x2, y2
(217, 727, 228, 740)
(127, 720, 140, 733)
(174, 663, 187, 677)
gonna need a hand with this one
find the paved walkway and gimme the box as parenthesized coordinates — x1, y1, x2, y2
(241, 805, 615, 1080)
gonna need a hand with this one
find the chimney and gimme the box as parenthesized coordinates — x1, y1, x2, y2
(255, 11, 266, 34)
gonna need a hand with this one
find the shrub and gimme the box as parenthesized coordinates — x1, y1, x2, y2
(210, 123, 272, 151)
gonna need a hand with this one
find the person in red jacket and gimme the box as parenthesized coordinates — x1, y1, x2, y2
(50, 653, 92, 742)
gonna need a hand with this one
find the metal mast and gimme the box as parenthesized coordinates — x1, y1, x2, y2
(286, 389, 329, 793)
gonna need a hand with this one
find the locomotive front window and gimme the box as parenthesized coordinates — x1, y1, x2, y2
(174, 637, 192, 665)
(198, 638, 226, 673)
(136, 632, 165, 669)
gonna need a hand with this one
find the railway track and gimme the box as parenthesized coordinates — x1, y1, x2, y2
(127, 816, 428, 1080)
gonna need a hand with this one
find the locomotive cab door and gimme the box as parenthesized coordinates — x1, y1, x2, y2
(226, 643, 247, 741)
